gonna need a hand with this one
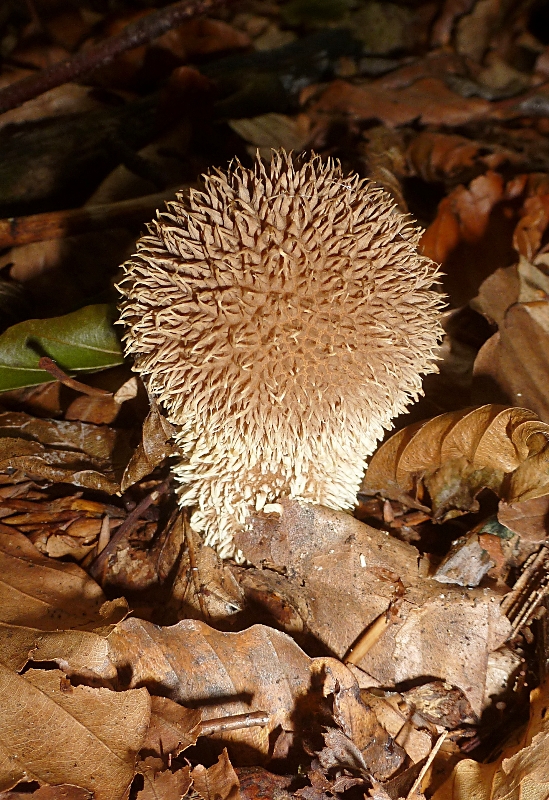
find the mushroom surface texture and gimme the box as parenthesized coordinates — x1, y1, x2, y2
(119, 151, 445, 558)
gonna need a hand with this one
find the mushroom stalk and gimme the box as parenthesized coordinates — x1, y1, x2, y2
(119, 151, 445, 558)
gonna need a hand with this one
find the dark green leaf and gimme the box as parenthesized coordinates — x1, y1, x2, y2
(0, 304, 124, 392)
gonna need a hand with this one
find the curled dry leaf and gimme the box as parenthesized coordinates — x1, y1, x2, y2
(191, 749, 241, 800)
(236, 500, 511, 717)
(432, 679, 549, 800)
(473, 255, 549, 422)
(0, 666, 150, 800)
(361, 404, 549, 515)
(0, 410, 120, 493)
(120, 400, 177, 492)
(0, 527, 127, 674)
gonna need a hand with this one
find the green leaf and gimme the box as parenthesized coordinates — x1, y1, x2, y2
(0, 304, 124, 392)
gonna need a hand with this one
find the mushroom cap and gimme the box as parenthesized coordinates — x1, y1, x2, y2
(119, 151, 444, 557)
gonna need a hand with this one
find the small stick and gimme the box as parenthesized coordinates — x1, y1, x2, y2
(38, 357, 112, 396)
(96, 516, 111, 555)
(0, 0, 233, 115)
(407, 731, 447, 799)
(344, 596, 404, 666)
(198, 711, 270, 736)
(183, 510, 209, 619)
(89, 478, 171, 580)
(0, 189, 180, 249)
(501, 543, 549, 618)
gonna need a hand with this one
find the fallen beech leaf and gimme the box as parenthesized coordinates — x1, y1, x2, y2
(0, 527, 127, 674)
(236, 500, 511, 716)
(0, 786, 92, 800)
(421, 172, 518, 305)
(316, 659, 406, 780)
(137, 765, 192, 800)
(228, 113, 310, 156)
(192, 750, 241, 800)
(473, 257, 549, 422)
(107, 618, 311, 760)
(307, 77, 489, 130)
(361, 405, 549, 517)
(0, 666, 150, 800)
(121, 401, 177, 491)
(407, 131, 517, 185)
(142, 696, 202, 757)
(0, 410, 120, 493)
(65, 377, 138, 425)
(498, 495, 549, 541)
(432, 679, 549, 800)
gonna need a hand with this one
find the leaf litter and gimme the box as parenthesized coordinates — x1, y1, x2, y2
(2, 1, 549, 799)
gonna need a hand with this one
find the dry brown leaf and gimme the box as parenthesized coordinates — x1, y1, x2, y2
(0, 666, 150, 800)
(432, 679, 549, 800)
(421, 171, 518, 305)
(0, 411, 120, 493)
(137, 765, 192, 800)
(107, 617, 312, 761)
(406, 131, 517, 185)
(361, 405, 549, 516)
(236, 500, 511, 717)
(498, 495, 549, 542)
(121, 401, 177, 491)
(192, 750, 241, 800)
(142, 696, 202, 757)
(473, 256, 549, 422)
(0, 527, 127, 674)
(0, 786, 92, 800)
(65, 377, 138, 425)
(315, 659, 407, 781)
(307, 77, 489, 131)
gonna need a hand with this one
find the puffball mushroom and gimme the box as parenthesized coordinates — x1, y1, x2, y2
(119, 151, 444, 558)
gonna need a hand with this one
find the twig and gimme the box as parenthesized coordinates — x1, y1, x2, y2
(184, 510, 209, 619)
(344, 580, 405, 665)
(406, 731, 447, 799)
(501, 544, 549, 621)
(198, 711, 270, 736)
(0, 0, 233, 115)
(89, 478, 171, 581)
(0, 189, 181, 249)
(38, 357, 112, 396)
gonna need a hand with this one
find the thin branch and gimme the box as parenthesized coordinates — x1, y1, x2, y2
(0, 0, 232, 115)
(0, 188, 180, 249)
(38, 357, 112, 396)
(198, 711, 270, 736)
(89, 478, 171, 581)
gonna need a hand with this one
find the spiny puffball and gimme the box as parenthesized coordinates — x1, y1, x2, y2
(119, 151, 444, 558)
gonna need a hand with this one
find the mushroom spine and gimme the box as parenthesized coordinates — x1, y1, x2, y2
(119, 151, 444, 558)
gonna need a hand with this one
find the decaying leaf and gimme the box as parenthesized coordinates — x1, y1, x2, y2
(0, 410, 121, 493)
(0, 304, 124, 392)
(191, 750, 241, 800)
(235, 499, 511, 717)
(0, 527, 127, 674)
(433, 680, 549, 800)
(107, 617, 312, 760)
(0, 666, 150, 800)
(473, 255, 549, 422)
(120, 400, 177, 491)
(137, 766, 192, 800)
